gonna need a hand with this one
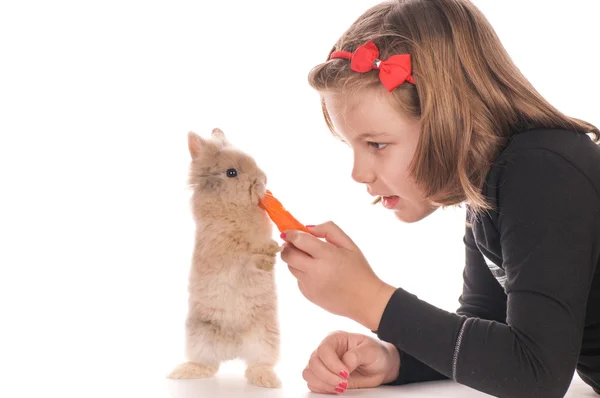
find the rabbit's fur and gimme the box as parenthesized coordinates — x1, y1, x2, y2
(168, 128, 281, 388)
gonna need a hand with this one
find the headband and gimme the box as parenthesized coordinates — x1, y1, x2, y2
(329, 41, 415, 92)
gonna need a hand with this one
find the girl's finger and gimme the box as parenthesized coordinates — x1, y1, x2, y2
(302, 367, 345, 394)
(308, 352, 349, 392)
(287, 265, 302, 279)
(297, 280, 309, 299)
(280, 242, 312, 272)
(306, 221, 357, 250)
(317, 339, 351, 381)
(282, 229, 331, 259)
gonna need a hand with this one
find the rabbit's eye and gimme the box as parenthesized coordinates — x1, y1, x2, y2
(226, 168, 238, 178)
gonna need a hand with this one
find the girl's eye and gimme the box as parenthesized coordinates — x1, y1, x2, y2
(226, 168, 238, 178)
(368, 142, 388, 150)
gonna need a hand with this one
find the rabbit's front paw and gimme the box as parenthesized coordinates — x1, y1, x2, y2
(263, 240, 282, 255)
(254, 254, 276, 272)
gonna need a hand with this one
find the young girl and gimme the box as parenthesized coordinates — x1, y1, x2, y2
(279, 0, 600, 396)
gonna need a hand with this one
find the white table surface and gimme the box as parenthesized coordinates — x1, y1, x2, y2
(166, 361, 598, 397)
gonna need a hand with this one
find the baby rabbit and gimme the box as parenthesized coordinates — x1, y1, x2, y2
(167, 128, 282, 388)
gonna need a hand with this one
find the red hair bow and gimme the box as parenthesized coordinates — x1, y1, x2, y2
(329, 41, 415, 91)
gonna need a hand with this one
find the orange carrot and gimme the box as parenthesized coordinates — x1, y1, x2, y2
(258, 190, 311, 234)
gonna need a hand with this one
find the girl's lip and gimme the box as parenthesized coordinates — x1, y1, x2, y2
(382, 195, 400, 209)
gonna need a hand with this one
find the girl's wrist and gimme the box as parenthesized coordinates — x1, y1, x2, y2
(382, 341, 401, 384)
(353, 278, 396, 332)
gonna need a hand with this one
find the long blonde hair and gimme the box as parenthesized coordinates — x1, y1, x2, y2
(308, 0, 599, 213)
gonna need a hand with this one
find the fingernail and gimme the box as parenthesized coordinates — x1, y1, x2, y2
(306, 225, 315, 228)
(280, 232, 287, 239)
(338, 380, 348, 389)
(335, 387, 345, 393)
(340, 370, 349, 379)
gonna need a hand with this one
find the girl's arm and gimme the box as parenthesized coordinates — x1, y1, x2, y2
(383, 221, 508, 385)
(375, 149, 600, 397)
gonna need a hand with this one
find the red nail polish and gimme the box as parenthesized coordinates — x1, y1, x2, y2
(335, 387, 344, 393)
(340, 370, 349, 379)
(338, 380, 348, 389)
(280, 232, 286, 239)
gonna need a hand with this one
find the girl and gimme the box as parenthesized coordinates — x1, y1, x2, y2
(279, 0, 600, 396)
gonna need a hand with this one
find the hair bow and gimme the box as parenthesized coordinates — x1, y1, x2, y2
(329, 41, 415, 91)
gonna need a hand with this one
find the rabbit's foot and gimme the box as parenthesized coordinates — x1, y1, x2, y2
(245, 364, 281, 388)
(167, 362, 219, 379)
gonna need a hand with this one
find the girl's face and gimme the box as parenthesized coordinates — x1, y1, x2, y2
(323, 87, 438, 223)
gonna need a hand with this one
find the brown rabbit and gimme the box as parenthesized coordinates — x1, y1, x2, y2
(167, 128, 282, 388)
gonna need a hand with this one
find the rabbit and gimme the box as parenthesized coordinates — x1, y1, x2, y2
(167, 128, 282, 388)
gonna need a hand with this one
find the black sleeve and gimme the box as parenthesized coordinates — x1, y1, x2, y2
(383, 221, 508, 385)
(455, 222, 507, 323)
(375, 149, 600, 397)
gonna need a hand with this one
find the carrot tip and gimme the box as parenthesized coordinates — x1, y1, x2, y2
(259, 190, 310, 234)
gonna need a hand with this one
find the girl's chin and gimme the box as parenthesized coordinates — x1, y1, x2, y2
(392, 203, 439, 223)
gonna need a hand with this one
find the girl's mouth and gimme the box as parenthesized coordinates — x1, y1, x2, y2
(373, 195, 400, 209)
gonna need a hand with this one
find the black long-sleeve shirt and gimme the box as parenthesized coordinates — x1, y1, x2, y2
(375, 128, 600, 397)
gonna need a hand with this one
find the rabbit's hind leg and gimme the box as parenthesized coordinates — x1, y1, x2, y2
(239, 324, 281, 388)
(168, 321, 236, 379)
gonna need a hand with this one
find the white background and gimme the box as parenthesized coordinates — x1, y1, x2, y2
(0, 1, 598, 397)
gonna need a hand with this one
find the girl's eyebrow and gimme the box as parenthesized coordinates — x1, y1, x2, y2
(357, 131, 392, 139)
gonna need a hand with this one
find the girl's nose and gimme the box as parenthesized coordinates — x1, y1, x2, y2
(351, 157, 376, 185)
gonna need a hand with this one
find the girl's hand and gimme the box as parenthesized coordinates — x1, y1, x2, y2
(302, 331, 401, 394)
(280, 221, 396, 331)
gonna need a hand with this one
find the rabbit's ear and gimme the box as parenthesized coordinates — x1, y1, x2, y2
(188, 131, 209, 158)
(211, 128, 230, 147)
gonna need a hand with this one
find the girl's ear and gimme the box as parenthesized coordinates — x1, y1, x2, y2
(188, 131, 208, 158)
(211, 127, 230, 147)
